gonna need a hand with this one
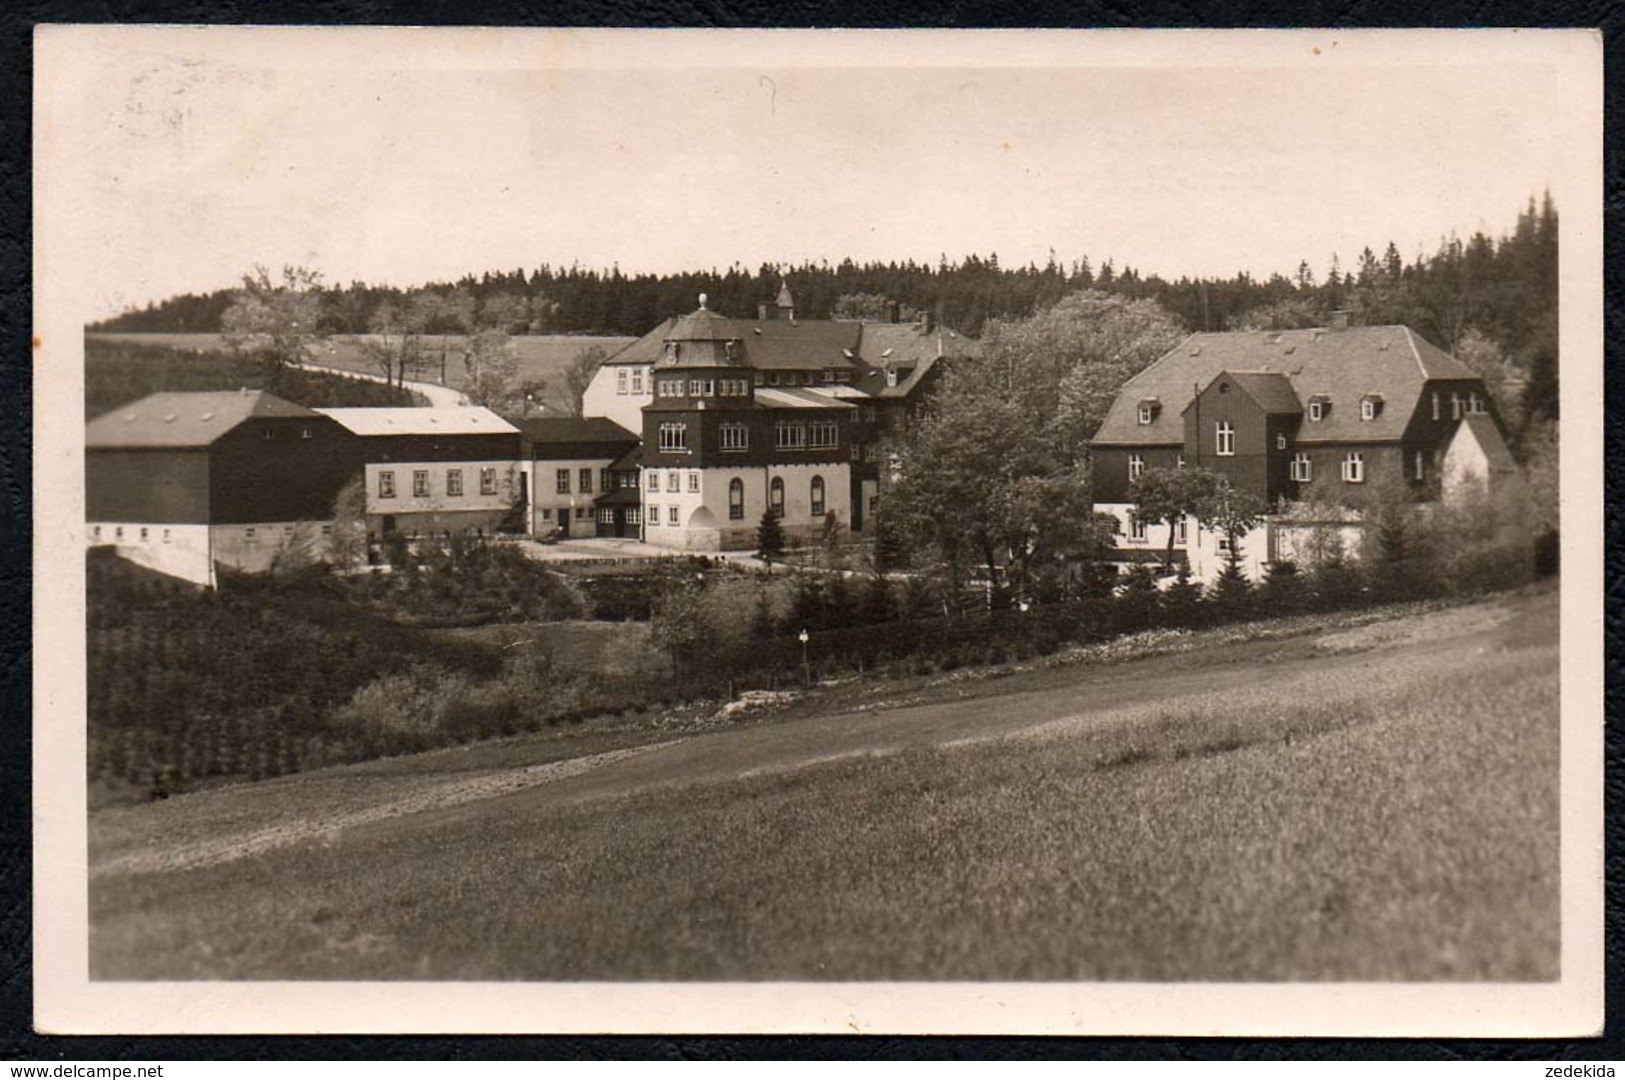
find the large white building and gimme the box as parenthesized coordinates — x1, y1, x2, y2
(584, 285, 975, 550)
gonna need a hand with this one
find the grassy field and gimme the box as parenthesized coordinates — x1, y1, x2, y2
(88, 332, 635, 410)
(89, 587, 1560, 982)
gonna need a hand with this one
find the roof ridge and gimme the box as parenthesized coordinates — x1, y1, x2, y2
(1402, 326, 1427, 380)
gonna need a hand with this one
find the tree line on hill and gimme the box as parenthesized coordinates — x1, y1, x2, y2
(91, 194, 1558, 369)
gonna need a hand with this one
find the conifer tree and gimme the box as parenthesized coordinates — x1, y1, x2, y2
(755, 510, 786, 567)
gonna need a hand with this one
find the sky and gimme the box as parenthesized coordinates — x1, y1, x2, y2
(40, 28, 1579, 322)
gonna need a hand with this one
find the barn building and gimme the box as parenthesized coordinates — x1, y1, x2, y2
(314, 407, 524, 540)
(1090, 320, 1517, 582)
(86, 390, 362, 587)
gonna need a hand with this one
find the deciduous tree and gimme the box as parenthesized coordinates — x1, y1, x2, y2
(220, 265, 325, 373)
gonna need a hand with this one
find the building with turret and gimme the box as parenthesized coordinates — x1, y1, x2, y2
(584, 283, 976, 550)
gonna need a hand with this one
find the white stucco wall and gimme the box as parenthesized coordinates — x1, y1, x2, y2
(89, 519, 338, 587)
(88, 522, 214, 587)
(1096, 502, 1190, 563)
(582, 364, 652, 434)
(364, 460, 521, 526)
(524, 456, 627, 536)
(642, 462, 852, 551)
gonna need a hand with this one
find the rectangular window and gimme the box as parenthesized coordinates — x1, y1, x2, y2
(1128, 453, 1145, 481)
(1176, 517, 1188, 545)
(809, 420, 839, 449)
(1432, 391, 1441, 421)
(139, 527, 149, 542)
(776, 422, 807, 450)
(556, 469, 571, 494)
(668, 505, 679, 525)
(1291, 453, 1312, 482)
(1361, 399, 1375, 421)
(861, 405, 876, 423)
(1467, 392, 1486, 415)
(1137, 405, 1153, 425)
(1308, 400, 1325, 422)
(541, 508, 553, 520)
(627, 507, 641, 526)
(413, 470, 430, 497)
(601, 469, 613, 493)
(320, 525, 331, 537)
(649, 504, 659, 524)
(579, 468, 593, 494)
(1129, 517, 1147, 542)
(667, 470, 680, 493)
(648, 471, 660, 492)
(688, 472, 700, 493)
(577, 507, 590, 520)
(480, 467, 498, 495)
(244, 527, 257, 546)
(658, 422, 689, 452)
(301, 427, 313, 440)
(767, 372, 781, 386)
(1216, 421, 1235, 457)
(1217, 534, 1233, 554)
(92, 525, 101, 541)
(1451, 392, 1462, 421)
(446, 469, 464, 497)
(1414, 451, 1426, 481)
(1342, 452, 1365, 483)
(1276, 433, 1288, 450)
(599, 508, 616, 524)
(616, 370, 628, 395)
(720, 423, 749, 451)
(631, 369, 644, 393)
(379, 470, 396, 499)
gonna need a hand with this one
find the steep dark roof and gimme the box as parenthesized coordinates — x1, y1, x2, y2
(1198, 371, 1302, 415)
(608, 443, 643, 472)
(515, 416, 640, 460)
(600, 317, 679, 366)
(86, 390, 316, 448)
(667, 305, 736, 342)
(594, 486, 643, 508)
(1094, 325, 1483, 447)
(1458, 415, 1518, 472)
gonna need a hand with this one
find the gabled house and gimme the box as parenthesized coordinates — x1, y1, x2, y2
(1090, 322, 1514, 582)
(86, 390, 362, 586)
(314, 407, 524, 540)
(511, 416, 641, 539)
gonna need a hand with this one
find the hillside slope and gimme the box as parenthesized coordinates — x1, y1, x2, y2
(90, 588, 1560, 981)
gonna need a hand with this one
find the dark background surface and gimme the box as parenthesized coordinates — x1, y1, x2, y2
(5, 0, 1621, 1061)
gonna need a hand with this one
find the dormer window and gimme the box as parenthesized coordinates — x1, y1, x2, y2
(664, 342, 679, 363)
(1136, 398, 1161, 425)
(1360, 394, 1384, 421)
(1307, 396, 1330, 422)
(724, 340, 737, 362)
(1466, 391, 1487, 415)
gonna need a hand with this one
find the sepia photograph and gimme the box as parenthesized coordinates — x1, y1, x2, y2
(32, 27, 1602, 1035)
